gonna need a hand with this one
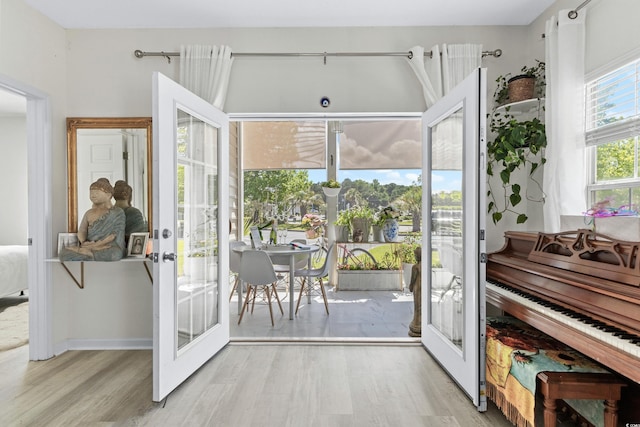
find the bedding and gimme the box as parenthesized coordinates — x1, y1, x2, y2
(0, 245, 28, 298)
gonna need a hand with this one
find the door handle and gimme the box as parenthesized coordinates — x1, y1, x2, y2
(163, 252, 176, 262)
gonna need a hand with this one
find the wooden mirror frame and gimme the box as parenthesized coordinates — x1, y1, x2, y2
(66, 117, 152, 233)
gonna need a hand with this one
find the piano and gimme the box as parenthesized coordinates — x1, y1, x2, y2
(486, 229, 640, 385)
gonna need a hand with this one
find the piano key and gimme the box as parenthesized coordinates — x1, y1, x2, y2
(486, 280, 640, 357)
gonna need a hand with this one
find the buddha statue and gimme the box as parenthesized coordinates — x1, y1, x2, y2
(113, 180, 148, 246)
(59, 178, 125, 261)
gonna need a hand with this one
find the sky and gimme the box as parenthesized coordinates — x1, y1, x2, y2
(308, 169, 462, 192)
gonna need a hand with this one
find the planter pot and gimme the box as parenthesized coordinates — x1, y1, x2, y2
(337, 270, 402, 291)
(350, 218, 371, 243)
(402, 262, 414, 291)
(333, 224, 350, 242)
(594, 216, 640, 241)
(305, 229, 319, 239)
(371, 225, 385, 242)
(322, 186, 341, 197)
(382, 219, 399, 242)
(507, 75, 535, 102)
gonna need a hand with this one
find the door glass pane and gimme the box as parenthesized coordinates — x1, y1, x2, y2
(176, 109, 219, 351)
(430, 108, 464, 350)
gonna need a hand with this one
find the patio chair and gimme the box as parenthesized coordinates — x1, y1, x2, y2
(294, 243, 334, 315)
(237, 249, 284, 326)
(229, 240, 247, 301)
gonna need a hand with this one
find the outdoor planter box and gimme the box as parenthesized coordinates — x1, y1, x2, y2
(337, 270, 402, 291)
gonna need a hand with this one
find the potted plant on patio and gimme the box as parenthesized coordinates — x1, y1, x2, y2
(333, 209, 352, 242)
(320, 179, 341, 197)
(349, 205, 375, 243)
(378, 205, 401, 242)
(301, 213, 324, 239)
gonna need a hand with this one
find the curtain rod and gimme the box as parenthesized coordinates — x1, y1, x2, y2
(133, 48, 502, 64)
(568, 0, 591, 19)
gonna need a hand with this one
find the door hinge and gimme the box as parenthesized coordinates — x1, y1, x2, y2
(480, 253, 487, 263)
(479, 229, 485, 240)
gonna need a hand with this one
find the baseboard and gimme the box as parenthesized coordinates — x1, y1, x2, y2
(55, 338, 152, 353)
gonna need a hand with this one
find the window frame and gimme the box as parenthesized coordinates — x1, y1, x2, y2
(586, 55, 640, 208)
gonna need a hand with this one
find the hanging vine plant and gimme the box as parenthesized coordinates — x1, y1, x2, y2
(487, 61, 547, 224)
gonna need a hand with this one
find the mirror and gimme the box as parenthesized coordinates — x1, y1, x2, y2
(67, 117, 152, 233)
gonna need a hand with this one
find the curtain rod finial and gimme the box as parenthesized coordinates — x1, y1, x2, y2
(134, 49, 144, 59)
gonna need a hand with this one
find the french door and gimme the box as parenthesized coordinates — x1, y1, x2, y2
(152, 72, 230, 402)
(421, 68, 487, 410)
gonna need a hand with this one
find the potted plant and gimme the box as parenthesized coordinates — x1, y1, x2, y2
(334, 209, 352, 242)
(348, 205, 374, 243)
(320, 179, 341, 197)
(377, 205, 401, 242)
(371, 212, 385, 242)
(494, 60, 546, 105)
(488, 62, 547, 224)
(396, 232, 421, 291)
(301, 213, 324, 239)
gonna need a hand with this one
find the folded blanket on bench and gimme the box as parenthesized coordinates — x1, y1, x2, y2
(486, 316, 609, 427)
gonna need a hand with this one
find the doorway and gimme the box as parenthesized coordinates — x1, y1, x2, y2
(0, 75, 53, 361)
(229, 116, 423, 341)
(0, 86, 29, 352)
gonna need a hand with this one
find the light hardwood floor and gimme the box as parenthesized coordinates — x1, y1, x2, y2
(0, 343, 515, 427)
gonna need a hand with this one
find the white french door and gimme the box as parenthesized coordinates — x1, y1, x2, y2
(152, 72, 230, 402)
(421, 68, 487, 410)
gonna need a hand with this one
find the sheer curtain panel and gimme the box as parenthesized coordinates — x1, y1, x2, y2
(543, 11, 587, 232)
(407, 43, 482, 108)
(179, 45, 234, 109)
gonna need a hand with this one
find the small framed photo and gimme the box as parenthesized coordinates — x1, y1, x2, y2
(128, 232, 149, 258)
(57, 233, 79, 256)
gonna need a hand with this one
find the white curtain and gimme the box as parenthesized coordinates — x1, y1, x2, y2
(543, 11, 587, 232)
(408, 44, 482, 170)
(407, 43, 483, 108)
(179, 45, 234, 110)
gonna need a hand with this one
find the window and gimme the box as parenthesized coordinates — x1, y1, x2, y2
(586, 57, 640, 208)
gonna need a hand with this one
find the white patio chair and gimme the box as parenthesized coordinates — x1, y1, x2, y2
(293, 243, 334, 315)
(237, 249, 284, 326)
(229, 240, 247, 301)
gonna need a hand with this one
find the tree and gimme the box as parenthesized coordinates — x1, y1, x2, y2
(396, 176, 422, 232)
(596, 138, 634, 181)
(344, 187, 367, 208)
(244, 170, 311, 221)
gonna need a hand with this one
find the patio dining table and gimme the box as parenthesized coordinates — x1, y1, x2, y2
(232, 244, 320, 320)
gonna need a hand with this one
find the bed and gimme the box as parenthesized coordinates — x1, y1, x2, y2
(0, 245, 28, 298)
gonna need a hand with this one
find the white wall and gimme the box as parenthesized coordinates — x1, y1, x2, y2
(65, 26, 527, 116)
(0, 117, 28, 244)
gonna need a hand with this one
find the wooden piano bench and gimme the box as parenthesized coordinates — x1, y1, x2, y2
(537, 371, 627, 427)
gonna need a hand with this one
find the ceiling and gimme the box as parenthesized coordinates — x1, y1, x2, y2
(24, 0, 557, 29)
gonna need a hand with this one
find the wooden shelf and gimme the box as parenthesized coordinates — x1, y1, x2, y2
(47, 257, 152, 289)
